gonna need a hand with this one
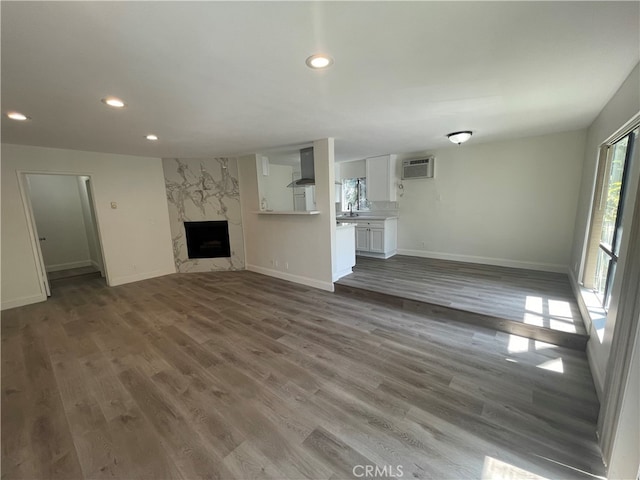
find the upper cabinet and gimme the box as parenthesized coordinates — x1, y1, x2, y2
(365, 154, 397, 202)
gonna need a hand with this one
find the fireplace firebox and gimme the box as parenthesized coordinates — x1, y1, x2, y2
(184, 221, 231, 259)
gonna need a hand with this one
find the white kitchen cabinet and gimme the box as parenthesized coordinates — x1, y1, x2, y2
(355, 227, 370, 251)
(369, 228, 385, 253)
(366, 154, 397, 202)
(334, 223, 356, 281)
(353, 218, 397, 258)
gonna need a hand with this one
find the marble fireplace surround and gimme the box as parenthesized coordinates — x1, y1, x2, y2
(163, 157, 245, 272)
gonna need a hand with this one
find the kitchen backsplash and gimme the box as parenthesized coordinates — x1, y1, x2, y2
(335, 201, 398, 216)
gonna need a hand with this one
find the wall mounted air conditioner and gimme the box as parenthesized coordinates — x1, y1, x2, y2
(402, 157, 434, 179)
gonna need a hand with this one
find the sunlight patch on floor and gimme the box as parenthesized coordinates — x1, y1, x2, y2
(524, 296, 544, 326)
(534, 340, 557, 350)
(526, 295, 543, 313)
(549, 318, 577, 333)
(482, 456, 550, 480)
(537, 357, 564, 373)
(523, 313, 544, 327)
(508, 334, 531, 353)
(548, 299, 573, 319)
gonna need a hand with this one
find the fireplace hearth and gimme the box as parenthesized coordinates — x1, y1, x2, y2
(184, 221, 231, 259)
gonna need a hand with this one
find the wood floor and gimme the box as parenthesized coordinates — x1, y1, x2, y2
(2, 271, 603, 479)
(336, 256, 588, 349)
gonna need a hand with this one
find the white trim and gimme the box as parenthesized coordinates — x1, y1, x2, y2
(568, 267, 604, 400)
(16, 171, 51, 297)
(587, 340, 605, 401)
(397, 249, 567, 273)
(1, 293, 47, 311)
(90, 259, 105, 277)
(603, 112, 640, 146)
(247, 264, 334, 292)
(108, 268, 175, 287)
(569, 268, 594, 332)
(357, 249, 397, 259)
(45, 260, 93, 272)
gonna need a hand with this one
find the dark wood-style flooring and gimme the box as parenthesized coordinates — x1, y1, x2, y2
(336, 256, 588, 349)
(2, 271, 603, 479)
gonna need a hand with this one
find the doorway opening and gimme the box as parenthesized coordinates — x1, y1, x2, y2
(23, 173, 106, 296)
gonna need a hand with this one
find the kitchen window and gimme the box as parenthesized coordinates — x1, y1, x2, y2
(342, 177, 369, 211)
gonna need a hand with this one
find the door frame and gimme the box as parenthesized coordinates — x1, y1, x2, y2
(16, 170, 111, 297)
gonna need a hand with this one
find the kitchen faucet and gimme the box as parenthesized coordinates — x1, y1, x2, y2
(348, 202, 354, 217)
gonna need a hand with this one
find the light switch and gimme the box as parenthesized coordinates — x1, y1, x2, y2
(110, 202, 118, 209)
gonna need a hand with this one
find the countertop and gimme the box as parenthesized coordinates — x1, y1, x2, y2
(336, 222, 356, 230)
(336, 215, 398, 221)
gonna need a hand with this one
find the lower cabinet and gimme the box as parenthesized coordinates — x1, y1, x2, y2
(354, 219, 397, 259)
(355, 227, 368, 251)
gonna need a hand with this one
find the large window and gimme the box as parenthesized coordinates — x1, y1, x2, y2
(342, 177, 369, 211)
(586, 127, 638, 309)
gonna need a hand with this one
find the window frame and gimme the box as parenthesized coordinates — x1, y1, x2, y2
(585, 127, 637, 309)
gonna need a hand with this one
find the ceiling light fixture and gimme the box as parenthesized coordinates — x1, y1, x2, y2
(306, 54, 333, 69)
(6, 111, 30, 121)
(101, 97, 127, 108)
(145, 134, 158, 141)
(447, 131, 473, 145)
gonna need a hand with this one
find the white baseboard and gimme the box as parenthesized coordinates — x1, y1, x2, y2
(587, 340, 604, 402)
(356, 249, 397, 260)
(247, 264, 334, 292)
(90, 259, 102, 269)
(397, 249, 568, 273)
(109, 267, 176, 287)
(46, 260, 92, 272)
(568, 268, 594, 332)
(1, 292, 47, 311)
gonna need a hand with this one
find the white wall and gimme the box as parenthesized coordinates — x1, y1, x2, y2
(77, 177, 105, 274)
(261, 163, 294, 211)
(238, 138, 336, 291)
(569, 64, 640, 394)
(1, 144, 176, 310)
(27, 174, 92, 272)
(340, 159, 366, 180)
(571, 64, 640, 280)
(566, 63, 640, 477)
(395, 130, 587, 272)
(607, 311, 640, 480)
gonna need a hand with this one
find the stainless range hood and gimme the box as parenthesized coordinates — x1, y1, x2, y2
(287, 147, 315, 187)
(286, 146, 342, 188)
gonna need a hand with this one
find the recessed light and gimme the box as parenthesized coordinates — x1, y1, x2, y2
(447, 131, 473, 145)
(145, 134, 158, 141)
(306, 54, 333, 69)
(6, 111, 30, 121)
(101, 97, 127, 108)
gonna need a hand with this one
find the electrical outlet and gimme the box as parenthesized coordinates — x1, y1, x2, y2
(421, 241, 426, 248)
(285, 262, 289, 271)
(274, 260, 279, 268)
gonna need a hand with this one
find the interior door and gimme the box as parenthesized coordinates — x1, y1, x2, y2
(24, 175, 51, 296)
(36, 236, 51, 296)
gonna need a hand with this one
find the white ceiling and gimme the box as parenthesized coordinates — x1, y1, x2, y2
(2, 2, 638, 162)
